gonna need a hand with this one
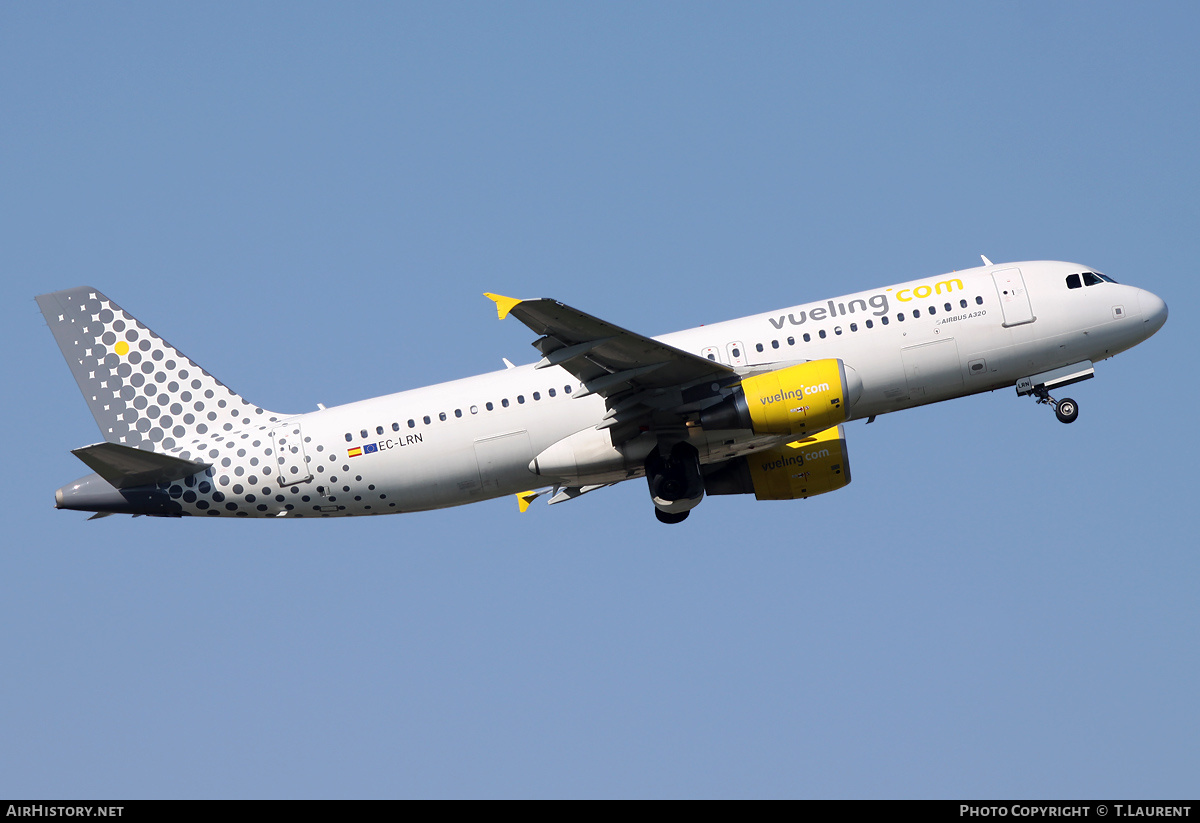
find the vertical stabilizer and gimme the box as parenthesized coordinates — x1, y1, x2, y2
(36, 286, 284, 452)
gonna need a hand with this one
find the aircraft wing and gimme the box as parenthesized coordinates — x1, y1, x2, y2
(486, 293, 741, 445)
(485, 293, 736, 397)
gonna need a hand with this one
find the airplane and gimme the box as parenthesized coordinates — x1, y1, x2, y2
(38, 257, 1167, 524)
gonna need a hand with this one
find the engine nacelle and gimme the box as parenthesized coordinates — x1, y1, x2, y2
(700, 359, 861, 437)
(704, 425, 851, 500)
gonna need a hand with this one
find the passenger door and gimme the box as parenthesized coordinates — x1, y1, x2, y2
(992, 268, 1035, 327)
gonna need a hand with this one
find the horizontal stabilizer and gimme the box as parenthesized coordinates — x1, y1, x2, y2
(71, 442, 211, 489)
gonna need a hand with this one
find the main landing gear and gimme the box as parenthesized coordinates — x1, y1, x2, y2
(1033, 386, 1079, 424)
(646, 442, 704, 525)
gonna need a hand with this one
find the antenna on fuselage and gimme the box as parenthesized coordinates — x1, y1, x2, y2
(981, 255, 994, 266)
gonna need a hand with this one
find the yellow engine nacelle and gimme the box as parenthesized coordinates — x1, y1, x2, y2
(699, 359, 861, 437)
(703, 425, 851, 500)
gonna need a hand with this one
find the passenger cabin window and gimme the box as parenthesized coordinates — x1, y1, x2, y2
(881, 316, 889, 325)
(345, 433, 352, 442)
(975, 296, 984, 305)
(486, 402, 493, 411)
(376, 426, 384, 435)
(391, 422, 400, 432)
(454, 409, 462, 418)
(408, 419, 415, 428)
(755, 343, 764, 352)
(803, 333, 811, 342)
(548, 388, 556, 397)
(423, 415, 431, 424)
(502, 399, 509, 408)
(438, 412, 446, 421)
(360, 429, 368, 439)
(818, 329, 827, 339)
(960, 299, 968, 308)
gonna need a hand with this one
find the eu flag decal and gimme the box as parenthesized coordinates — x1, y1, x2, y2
(363, 443, 379, 455)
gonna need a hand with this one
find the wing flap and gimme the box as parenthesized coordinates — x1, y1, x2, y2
(71, 442, 211, 489)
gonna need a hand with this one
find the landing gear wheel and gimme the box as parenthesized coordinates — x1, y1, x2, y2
(1055, 398, 1079, 424)
(655, 509, 690, 525)
(1032, 385, 1080, 424)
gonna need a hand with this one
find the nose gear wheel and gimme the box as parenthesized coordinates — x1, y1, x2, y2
(1033, 386, 1079, 424)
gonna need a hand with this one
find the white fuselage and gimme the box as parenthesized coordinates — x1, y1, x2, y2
(151, 260, 1163, 517)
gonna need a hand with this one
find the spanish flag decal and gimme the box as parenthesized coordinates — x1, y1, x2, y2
(347, 447, 363, 458)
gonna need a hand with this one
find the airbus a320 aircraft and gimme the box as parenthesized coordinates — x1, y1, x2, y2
(39, 258, 1167, 524)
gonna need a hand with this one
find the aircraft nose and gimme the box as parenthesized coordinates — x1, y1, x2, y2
(1138, 289, 1168, 335)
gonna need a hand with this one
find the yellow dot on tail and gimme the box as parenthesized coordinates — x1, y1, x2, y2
(114, 341, 129, 356)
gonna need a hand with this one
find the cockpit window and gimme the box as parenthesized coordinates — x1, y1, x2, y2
(1083, 272, 1104, 286)
(1066, 274, 1081, 289)
(1098, 272, 1117, 283)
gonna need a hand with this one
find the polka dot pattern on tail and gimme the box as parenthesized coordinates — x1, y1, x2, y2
(34, 287, 280, 453)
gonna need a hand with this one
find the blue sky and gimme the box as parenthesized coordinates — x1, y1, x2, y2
(2, 2, 1198, 798)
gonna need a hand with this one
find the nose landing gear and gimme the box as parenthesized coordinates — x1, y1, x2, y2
(1033, 386, 1079, 424)
(1015, 362, 1093, 425)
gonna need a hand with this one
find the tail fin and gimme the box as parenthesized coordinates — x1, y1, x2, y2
(37, 286, 284, 452)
